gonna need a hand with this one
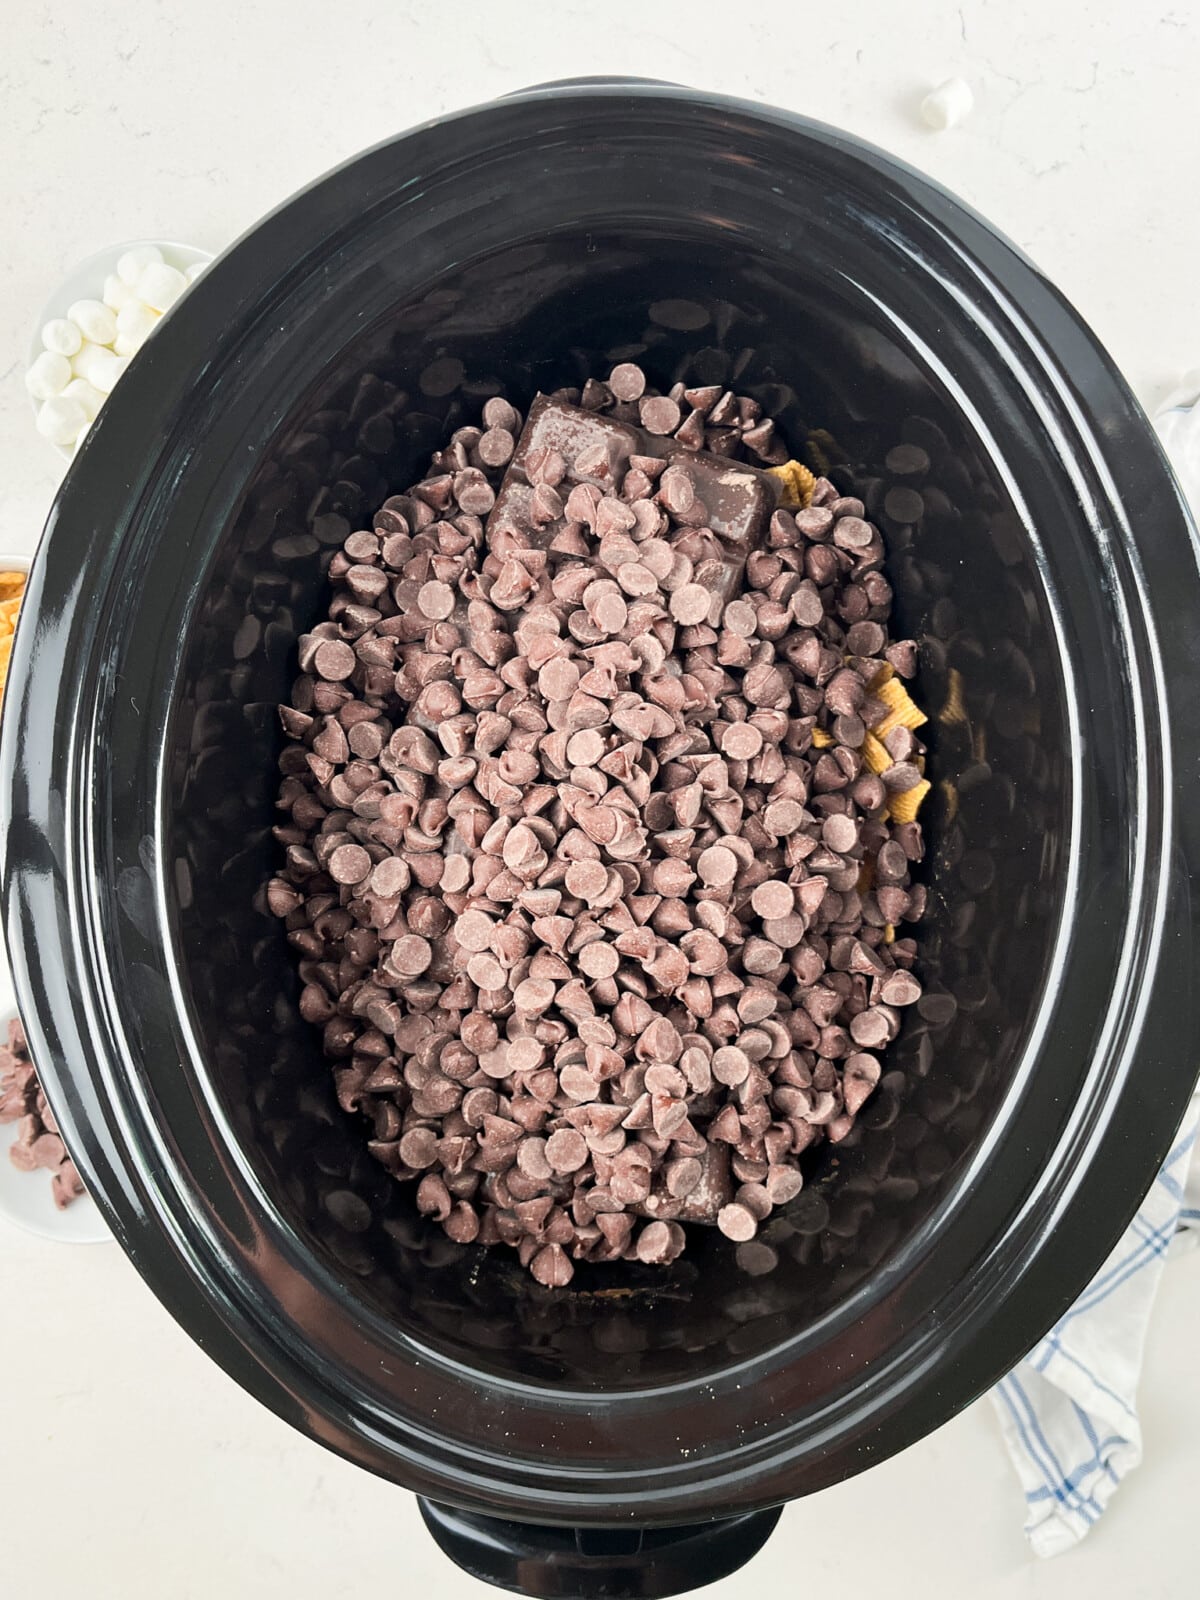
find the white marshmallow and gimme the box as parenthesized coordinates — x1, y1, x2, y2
(88, 350, 129, 395)
(72, 415, 93, 457)
(103, 273, 139, 312)
(62, 377, 104, 421)
(41, 317, 83, 357)
(185, 260, 207, 283)
(67, 298, 118, 345)
(72, 341, 130, 391)
(25, 349, 73, 399)
(36, 395, 88, 446)
(116, 244, 163, 286)
(113, 335, 134, 357)
(136, 261, 187, 313)
(920, 77, 975, 131)
(72, 340, 107, 384)
(115, 300, 160, 350)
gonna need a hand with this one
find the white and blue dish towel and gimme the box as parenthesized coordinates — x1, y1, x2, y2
(990, 398, 1200, 1555)
(990, 1091, 1200, 1555)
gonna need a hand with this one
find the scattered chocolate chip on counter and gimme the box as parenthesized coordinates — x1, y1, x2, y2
(269, 364, 930, 1285)
(0, 1017, 87, 1209)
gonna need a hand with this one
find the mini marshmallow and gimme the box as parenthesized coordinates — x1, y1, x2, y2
(72, 415, 92, 457)
(113, 335, 135, 357)
(36, 395, 88, 446)
(71, 341, 113, 387)
(185, 260, 207, 283)
(103, 273, 139, 312)
(920, 77, 975, 130)
(67, 298, 118, 345)
(62, 378, 103, 421)
(115, 300, 160, 350)
(25, 349, 73, 400)
(87, 350, 130, 395)
(41, 317, 83, 358)
(136, 261, 187, 313)
(116, 244, 163, 286)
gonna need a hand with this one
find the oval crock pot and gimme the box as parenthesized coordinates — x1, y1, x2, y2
(3, 81, 1200, 1598)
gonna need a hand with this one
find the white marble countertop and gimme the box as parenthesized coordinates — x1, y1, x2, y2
(2, 2, 1199, 1595)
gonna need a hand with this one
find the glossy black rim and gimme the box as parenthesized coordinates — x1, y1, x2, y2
(2, 83, 1198, 1524)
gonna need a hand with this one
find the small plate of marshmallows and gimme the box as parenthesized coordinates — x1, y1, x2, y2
(25, 238, 213, 459)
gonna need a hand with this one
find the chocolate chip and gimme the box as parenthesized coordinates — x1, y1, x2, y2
(478, 427, 515, 468)
(640, 396, 682, 435)
(272, 370, 929, 1290)
(530, 1242, 574, 1286)
(545, 1128, 588, 1173)
(884, 486, 925, 524)
(313, 639, 357, 681)
(717, 1202, 757, 1242)
(329, 843, 372, 884)
(822, 814, 858, 854)
(609, 363, 647, 402)
(884, 443, 930, 478)
(0, 1022, 88, 1210)
(417, 580, 455, 620)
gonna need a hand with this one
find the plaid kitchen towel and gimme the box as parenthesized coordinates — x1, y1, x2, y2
(990, 1089, 1200, 1556)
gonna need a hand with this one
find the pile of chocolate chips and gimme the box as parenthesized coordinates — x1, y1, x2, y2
(268, 365, 926, 1286)
(0, 1017, 87, 1209)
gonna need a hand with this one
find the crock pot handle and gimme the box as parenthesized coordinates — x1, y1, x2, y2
(418, 1498, 782, 1599)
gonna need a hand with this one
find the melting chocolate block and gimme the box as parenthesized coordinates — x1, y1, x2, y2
(489, 393, 644, 544)
(663, 451, 782, 605)
(634, 1143, 734, 1226)
(488, 480, 538, 541)
(515, 393, 641, 489)
(665, 449, 780, 549)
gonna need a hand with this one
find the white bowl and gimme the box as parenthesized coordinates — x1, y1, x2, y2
(26, 238, 214, 460)
(0, 550, 109, 1245)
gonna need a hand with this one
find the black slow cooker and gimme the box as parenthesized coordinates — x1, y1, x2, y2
(4, 82, 1199, 1598)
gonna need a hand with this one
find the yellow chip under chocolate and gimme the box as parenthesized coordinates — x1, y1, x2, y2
(887, 779, 931, 824)
(766, 459, 816, 511)
(872, 677, 928, 738)
(861, 731, 892, 775)
(939, 667, 967, 725)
